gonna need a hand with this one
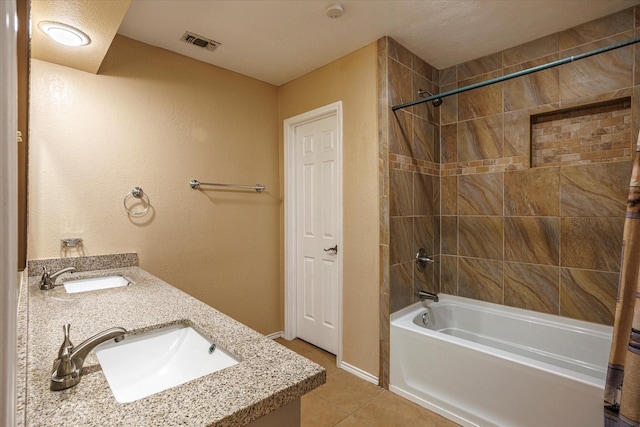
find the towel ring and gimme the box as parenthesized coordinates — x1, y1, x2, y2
(123, 186, 150, 216)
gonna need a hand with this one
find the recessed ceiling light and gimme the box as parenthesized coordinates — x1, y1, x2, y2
(38, 21, 91, 47)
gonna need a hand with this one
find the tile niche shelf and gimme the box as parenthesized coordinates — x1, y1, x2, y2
(530, 98, 632, 168)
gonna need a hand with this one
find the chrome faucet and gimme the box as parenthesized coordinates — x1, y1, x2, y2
(50, 324, 127, 391)
(40, 266, 77, 290)
(418, 290, 439, 303)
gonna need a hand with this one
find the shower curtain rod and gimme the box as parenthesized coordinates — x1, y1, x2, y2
(391, 35, 640, 112)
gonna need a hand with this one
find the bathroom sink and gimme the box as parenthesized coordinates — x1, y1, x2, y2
(94, 324, 239, 403)
(63, 275, 133, 293)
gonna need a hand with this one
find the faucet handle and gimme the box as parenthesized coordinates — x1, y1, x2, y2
(58, 324, 74, 357)
(56, 324, 77, 377)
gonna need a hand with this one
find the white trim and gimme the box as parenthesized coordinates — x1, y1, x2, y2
(266, 331, 284, 340)
(339, 361, 379, 385)
(1, 1, 18, 425)
(284, 101, 343, 363)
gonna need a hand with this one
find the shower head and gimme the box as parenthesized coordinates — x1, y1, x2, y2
(417, 89, 443, 107)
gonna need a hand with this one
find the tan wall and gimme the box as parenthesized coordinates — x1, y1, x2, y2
(29, 35, 282, 335)
(278, 43, 380, 376)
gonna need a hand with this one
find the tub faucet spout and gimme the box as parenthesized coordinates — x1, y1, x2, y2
(50, 324, 127, 391)
(419, 290, 439, 303)
(40, 266, 77, 290)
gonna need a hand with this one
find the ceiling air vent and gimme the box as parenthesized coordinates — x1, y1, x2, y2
(180, 31, 221, 52)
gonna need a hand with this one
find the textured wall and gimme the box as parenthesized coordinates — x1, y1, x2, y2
(29, 35, 282, 335)
(278, 43, 380, 378)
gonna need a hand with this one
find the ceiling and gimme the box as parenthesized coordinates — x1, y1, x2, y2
(117, 0, 640, 86)
(31, 1, 640, 86)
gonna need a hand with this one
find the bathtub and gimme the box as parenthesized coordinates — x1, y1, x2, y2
(390, 294, 613, 427)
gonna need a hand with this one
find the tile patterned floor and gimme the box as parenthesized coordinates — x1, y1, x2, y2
(275, 338, 460, 427)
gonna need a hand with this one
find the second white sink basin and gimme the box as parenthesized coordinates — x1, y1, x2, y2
(63, 275, 132, 293)
(95, 324, 239, 403)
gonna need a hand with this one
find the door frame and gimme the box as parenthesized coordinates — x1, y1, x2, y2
(284, 101, 343, 363)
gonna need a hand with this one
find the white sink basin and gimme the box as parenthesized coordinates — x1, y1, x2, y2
(63, 275, 133, 293)
(95, 324, 239, 403)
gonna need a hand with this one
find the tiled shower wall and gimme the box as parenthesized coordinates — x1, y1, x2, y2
(378, 6, 639, 387)
(378, 36, 440, 388)
(437, 7, 636, 325)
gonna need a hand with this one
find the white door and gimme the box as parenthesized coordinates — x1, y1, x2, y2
(294, 114, 340, 354)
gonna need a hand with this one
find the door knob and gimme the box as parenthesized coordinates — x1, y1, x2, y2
(324, 245, 338, 254)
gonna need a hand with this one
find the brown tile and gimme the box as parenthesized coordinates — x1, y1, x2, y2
(441, 124, 457, 163)
(389, 58, 414, 112)
(559, 8, 633, 50)
(414, 215, 434, 256)
(504, 262, 560, 315)
(353, 391, 457, 427)
(433, 176, 441, 216)
(458, 173, 504, 215)
(380, 244, 389, 294)
(439, 66, 456, 87)
(560, 268, 618, 325)
(380, 196, 389, 245)
(389, 109, 412, 156)
(413, 73, 438, 122)
(459, 72, 503, 120)
(334, 416, 369, 427)
(390, 169, 413, 216)
(414, 173, 434, 215)
(503, 110, 530, 158)
(504, 167, 560, 216)
(274, 338, 319, 356)
(413, 116, 436, 162)
(390, 217, 413, 265)
(303, 347, 339, 376)
(459, 216, 503, 260)
(561, 162, 631, 217)
(504, 217, 560, 265)
(458, 257, 503, 304)
(560, 217, 624, 272)
(559, 34, 633, 103)
(531, 98, 632, 167)
(503, 34, 559, 67)
(441, 216, 457, 255)
(301, 393, 348, 427)
(439, 255, 458, 295)
(457, 115, 503, 162)
(388, 37, 412, 68)
(440, 83, 458, 125)
(390, 262, 413, 313)
(313, 370, 384, 414)
(504, 55, 559, 112)
(441, 176, 457, 215)
(458, 52, 502, 80)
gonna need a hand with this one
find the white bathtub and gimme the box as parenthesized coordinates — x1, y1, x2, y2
(390, 294, 613, 427)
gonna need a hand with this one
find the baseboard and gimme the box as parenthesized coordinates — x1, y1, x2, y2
(266, 331, 284, 340)
(339, 361, 378, 385)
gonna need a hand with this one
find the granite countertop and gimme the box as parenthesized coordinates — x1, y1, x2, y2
(18, 255, 325, 426)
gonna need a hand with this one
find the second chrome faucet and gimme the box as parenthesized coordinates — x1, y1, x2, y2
(40, 266, 77, 290)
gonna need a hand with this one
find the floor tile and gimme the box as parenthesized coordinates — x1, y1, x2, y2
(301, 393, 348, 427)
(352, 391, 458, 427)
(313, 370, 384, 413)
(278, 338, 460, 427)
(334, 415, 369, 427)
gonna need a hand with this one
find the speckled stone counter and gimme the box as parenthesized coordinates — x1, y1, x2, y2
(18, 255, 325, 426)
